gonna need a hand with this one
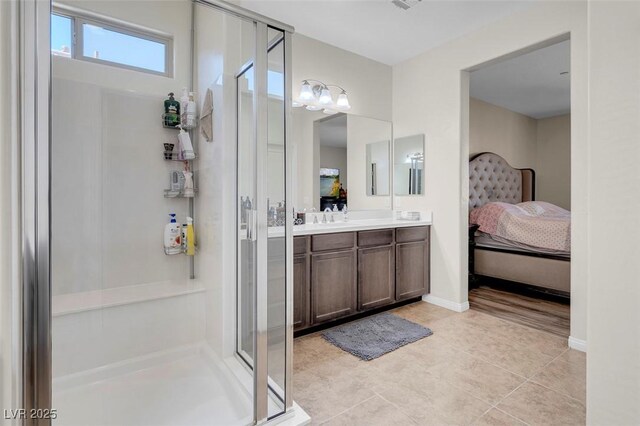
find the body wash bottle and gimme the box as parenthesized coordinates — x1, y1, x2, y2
(164, 213, 182, 255)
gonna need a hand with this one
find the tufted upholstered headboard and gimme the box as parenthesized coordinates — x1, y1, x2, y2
(469, 152, 535, 210)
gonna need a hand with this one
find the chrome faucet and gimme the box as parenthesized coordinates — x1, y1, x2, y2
(342, 205, 348, 221)
(322, 207, 331, 224)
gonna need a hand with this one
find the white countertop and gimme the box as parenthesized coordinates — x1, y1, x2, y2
(255, 211, 432, 238)
(291, 215, 432, 236)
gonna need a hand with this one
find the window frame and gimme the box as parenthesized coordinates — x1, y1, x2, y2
(51, 7, 174, 78)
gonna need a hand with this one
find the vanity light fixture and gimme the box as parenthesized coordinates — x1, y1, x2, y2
(294, 79, 352, 114)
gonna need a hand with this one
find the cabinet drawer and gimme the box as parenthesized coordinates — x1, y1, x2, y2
(294, 236, 308, 255)
(396, 226, 429, 243)
(358, 229, 394, 247)
(312, 232, 355, 252)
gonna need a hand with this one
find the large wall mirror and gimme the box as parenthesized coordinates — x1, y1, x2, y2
(292, 109, 393, 211)
(394, 134, 425, 195)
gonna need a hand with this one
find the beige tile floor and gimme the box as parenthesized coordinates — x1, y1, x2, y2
(294, 302, 586, 425)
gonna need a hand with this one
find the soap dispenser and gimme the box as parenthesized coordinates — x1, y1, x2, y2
(164, 93, 180, 127)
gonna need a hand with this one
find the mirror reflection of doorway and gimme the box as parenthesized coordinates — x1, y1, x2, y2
(317, 114, 348, 210)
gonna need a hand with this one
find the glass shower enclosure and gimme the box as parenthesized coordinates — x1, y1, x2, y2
(20, 0, 295, 424)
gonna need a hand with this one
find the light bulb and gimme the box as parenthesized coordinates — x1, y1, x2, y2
(298, 81, 314, 101)
(318, 87, 333, 106)
(323, 109, 338, 115)
(336, 92, 351, 110)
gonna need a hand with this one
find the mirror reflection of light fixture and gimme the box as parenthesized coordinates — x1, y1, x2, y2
(294, 79, 352, 114)
(405, 152, 424, 163)
(406, 152, 424, 194)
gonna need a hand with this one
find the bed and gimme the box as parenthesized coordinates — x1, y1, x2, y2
(469, 152, 570, 295)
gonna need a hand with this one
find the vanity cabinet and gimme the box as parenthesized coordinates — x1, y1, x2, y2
(311, 249, 357, 324)
(295, 226, 430, 333)
(396, 227, 430, 301)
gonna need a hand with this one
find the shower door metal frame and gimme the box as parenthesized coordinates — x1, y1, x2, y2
(21, 0, 53, 421)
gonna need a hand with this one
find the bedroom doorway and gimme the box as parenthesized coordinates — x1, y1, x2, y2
(463, 37, 572, 338)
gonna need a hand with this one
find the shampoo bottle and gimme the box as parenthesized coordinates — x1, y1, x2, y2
(185, 217, 195, 256)
(185, 92, 197, 129)
(164, 213, 182, 255)
(180, 88, 189, 127)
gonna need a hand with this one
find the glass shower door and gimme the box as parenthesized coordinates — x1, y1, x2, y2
(237, 63, 256, 369)
(236, 24, 292, 423)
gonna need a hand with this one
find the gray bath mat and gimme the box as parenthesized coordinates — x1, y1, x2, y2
(321, 312, 433, 360)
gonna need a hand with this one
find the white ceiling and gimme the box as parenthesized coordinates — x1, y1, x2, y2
(318, 114, 348, 148)
(470, 40, 571, 119)
(238, 0, 535, 65)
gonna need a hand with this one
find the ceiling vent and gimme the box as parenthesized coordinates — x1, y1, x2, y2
(391, 0, 422, 10)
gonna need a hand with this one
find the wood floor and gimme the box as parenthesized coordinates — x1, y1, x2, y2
(469, 286, 570, 337)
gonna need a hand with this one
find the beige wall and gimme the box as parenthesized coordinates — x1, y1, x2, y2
(292, 34, 392, 210)
(469, 98, 537, 169)
(537, 114, 571, 210)
(469, 98, 571, 210)
(392, 1, 588, 348)
(587, 1, 640, 423)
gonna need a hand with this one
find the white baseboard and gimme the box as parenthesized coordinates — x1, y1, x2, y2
(423, 294, 469, 312)
(568, 336, 587, 352)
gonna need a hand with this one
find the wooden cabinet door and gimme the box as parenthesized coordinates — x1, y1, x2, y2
(311, 249, 357, 324)
(293, 254, 309, 330)
(396, 241, 429, 300)
(358, 245, 395, 310)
